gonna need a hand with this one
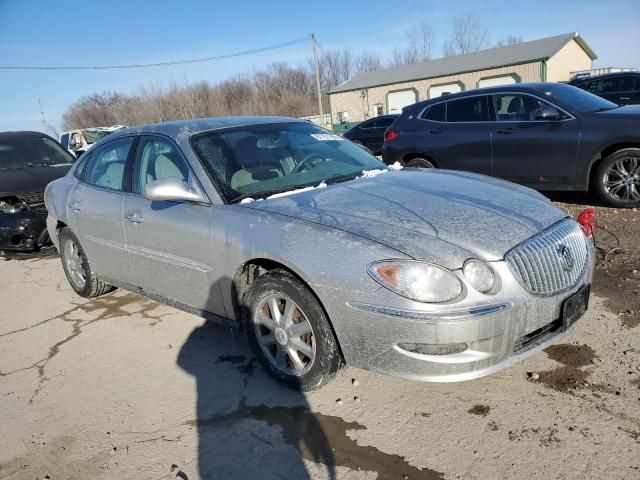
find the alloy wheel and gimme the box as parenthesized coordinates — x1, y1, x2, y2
(64, 238, 86, 289)
(253, 294, 316, 376)
(602, 156, 640, 203)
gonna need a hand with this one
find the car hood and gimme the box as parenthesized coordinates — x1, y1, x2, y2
(595, 104, 640, 118)
(244, 170, 568, 266)
(0, 164, 72, 197)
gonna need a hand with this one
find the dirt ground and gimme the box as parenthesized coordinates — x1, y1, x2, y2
(0, 197, 638, 480)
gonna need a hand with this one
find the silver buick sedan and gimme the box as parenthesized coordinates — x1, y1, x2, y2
(45, 117, 595, 390)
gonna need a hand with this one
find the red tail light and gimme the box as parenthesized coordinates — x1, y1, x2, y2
(577, 207, 596, 238)
(384, 130, 399, 142)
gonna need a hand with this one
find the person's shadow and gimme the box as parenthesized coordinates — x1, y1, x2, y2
(177, 280, 336, 480)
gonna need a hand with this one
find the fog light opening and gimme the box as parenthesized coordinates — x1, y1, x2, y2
(397, 342, 468, 356)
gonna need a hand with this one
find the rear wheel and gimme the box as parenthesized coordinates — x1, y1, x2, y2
(593, 149, 640, 208)
(243, 269, 343, 390)
(406, 157, 435, 169)
(59, 227, 114, 298)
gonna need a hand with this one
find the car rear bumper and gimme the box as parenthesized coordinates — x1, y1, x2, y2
(317, 250, 595, 382)
(0, 212, 50, 253)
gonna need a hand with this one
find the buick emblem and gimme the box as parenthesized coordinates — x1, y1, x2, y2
(557, 244, 574, 271)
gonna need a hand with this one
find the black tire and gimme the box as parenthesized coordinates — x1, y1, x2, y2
(59, 227, 114, 298)
(242, 269, 343, 391)
(593, 148, 640, 208)
(406, 157, 435, 169)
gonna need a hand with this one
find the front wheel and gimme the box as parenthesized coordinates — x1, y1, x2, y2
(593, 149, 640, 208)
(59, 227, 114, 298)
(243, 270, 343, 391)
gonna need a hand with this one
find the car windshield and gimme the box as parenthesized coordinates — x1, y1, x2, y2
(0, 136, 74, 171)
(541, 83, 618, 112)
(191, 122, 386, 202)
(83, 129, 115, 144)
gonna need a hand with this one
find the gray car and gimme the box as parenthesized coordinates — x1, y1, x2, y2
(45, 117, 595, 390)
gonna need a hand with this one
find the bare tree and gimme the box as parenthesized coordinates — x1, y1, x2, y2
(406, 22, 434, 63)
(442, 14, 489, 56)
(356, 51, 383, 73)
(495, 35, 524, 48)
(388, 22, 434, 66)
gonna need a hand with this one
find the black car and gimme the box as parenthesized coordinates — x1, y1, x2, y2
(0, 131, 75, 256)
(343, 114, 399, 155)
(569, 72, 640, 105)
(382, 83, 640, 208)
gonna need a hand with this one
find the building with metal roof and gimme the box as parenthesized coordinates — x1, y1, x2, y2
(328, 32, 596, 125)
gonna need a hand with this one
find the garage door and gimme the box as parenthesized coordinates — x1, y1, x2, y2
(429, 83, 463, 99)
(387, 89, 417, 114)
(478, 75, 518, 88)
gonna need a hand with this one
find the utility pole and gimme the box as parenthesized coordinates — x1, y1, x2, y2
(311, 33, 324, 125)
(38, 97, 50, 135)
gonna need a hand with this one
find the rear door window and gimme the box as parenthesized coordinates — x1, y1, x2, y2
(358, 119, 376, 129)
(585, 78, 620, 94)
(84, 137, 134, 191)
(374, 117, 396, 128)
(446, 96, 489, 122)
(421, 103, 446, 122)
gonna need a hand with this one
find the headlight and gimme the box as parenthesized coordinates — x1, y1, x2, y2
(0, 196, 27, 214)
(463, 259, 495, 293)
(367, 260, 463, 303)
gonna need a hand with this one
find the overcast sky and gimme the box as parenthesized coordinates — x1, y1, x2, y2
(1, 0, 638, 134)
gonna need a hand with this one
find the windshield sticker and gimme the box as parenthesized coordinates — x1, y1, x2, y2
(310, 133, 343, 142)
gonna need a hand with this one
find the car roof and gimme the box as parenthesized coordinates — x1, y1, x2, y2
(0, 131, 52, 141)
(571, 71, 639, 83)
(408, 82, 570, 109)
(106, 116, 304, 139)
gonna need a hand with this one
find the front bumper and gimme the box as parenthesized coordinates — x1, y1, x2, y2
(318, 251, 595, 383)
(0, 211, 50, 253)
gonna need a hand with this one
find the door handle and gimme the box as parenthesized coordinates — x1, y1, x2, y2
(496, 128, 515, 135)
(68, 202, 81, 212)
(619, 97, 630, 101)
(125, 213, 144, 224)
(429, 129, 444, 134)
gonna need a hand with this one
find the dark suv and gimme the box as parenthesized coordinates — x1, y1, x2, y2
(343, 114, 399, 155)
(382, 83, 640, 208)
(570, 72, 640, 105)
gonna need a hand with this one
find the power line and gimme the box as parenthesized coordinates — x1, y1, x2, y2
(0, 35, 312, 71)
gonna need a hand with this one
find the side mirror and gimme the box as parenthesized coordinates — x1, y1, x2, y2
(534, 106, 563, 121)
(144, 178, 206, 203)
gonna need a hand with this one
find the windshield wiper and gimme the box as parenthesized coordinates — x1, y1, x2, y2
(324, 173, 359, 185)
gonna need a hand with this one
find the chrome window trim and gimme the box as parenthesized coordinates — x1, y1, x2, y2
(417, 91, 576, 125)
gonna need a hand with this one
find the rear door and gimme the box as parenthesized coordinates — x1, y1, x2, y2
(490, 93, 581, 188)
(122, 135, 225, 316)
(415, 95, 493, 174)
(618, 76, 640, 105)
(582, 77, 620, 103)
(352, 119, 378, 151)
(67, 136, 135, 282)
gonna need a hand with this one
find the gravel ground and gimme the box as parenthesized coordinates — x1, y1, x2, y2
(0, 199, 638, 480)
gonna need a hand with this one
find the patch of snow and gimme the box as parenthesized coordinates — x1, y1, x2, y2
(360, 168, 388, 178)
(267, 181, 327, 199)
(240, 198, 255, 204)
(388, 161, 403, 171)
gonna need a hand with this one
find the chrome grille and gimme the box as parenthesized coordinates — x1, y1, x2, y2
(505, 219, 588, 296)
(18, 191, 47, 215)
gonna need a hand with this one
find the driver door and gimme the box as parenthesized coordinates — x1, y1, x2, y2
(123, 135, 225, 317)
(490, 93, 581, 188)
